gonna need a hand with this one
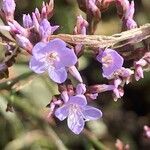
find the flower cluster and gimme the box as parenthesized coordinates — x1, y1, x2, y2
(0, 0, 149, 136)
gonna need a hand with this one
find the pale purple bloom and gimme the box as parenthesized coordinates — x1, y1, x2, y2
(96, 49, 124, 78)
(55, 94, 102, 134)
(29, 38, 77, 83)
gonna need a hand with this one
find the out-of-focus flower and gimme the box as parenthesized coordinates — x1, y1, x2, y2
(144, 125, 150, 139)
(2, 0, 16, 20)
(29, 38, 77, 83)
(96, 48, 124, 78)
(88, 0, 100, 18)
(55, 94, 102, 134)
(115, 139, 130, 150)
(115, 0, 129, 18)
(41, 0, 54, 19)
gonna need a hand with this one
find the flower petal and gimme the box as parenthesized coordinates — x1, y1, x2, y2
(55, 105, 69, 121)
(29, 57, 46, 74)
(67, 111, 85, 134)
(59, 47, 77, 67)
(32, 42, 47, 59)
(45, 38, 66, 52)
(102, 49, 124, 77)
(48, 67, 67, 83)
(83, 106, 102, 121)
(69, 95, 87, 106)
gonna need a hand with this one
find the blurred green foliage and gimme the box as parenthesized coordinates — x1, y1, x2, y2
(0, 0, 150, 150)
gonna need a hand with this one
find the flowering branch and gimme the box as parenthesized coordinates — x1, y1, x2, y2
(49, 23, 150, 48)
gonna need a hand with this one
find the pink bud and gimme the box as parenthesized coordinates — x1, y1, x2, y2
(144, 125, 150, 139)
(135, 65, 144, 81)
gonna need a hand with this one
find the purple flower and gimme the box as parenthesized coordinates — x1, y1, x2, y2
(29, 38, 77, 83)
(55, 94, 102, 134)
(96, 49, 124, 78)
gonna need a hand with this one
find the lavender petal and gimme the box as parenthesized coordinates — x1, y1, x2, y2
(29, 57, 46, 74)
(69, 95, 87, 106)
(55, 105, 69, 121)
(67, 111, 85, 134)
(83, 106, 102, 121)
(48, 67, 67, 83)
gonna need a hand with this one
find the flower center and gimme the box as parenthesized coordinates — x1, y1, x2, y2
(69, 104, 81, 114)
(101, 54, 113, 68)
(45, 51, 59, 66)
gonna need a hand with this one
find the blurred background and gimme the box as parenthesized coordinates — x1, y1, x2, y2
(0, 0, 150, 149)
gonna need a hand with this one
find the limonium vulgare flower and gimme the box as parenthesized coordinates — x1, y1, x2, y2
(96, 48, 124, 78)
(55, 94, 102, 134)
(29, 38, 77, 83)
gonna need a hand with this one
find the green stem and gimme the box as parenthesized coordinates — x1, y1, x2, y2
(0, 71, 33, 90)
(2, 94, 68, 150)
(83, 129, 110, 150)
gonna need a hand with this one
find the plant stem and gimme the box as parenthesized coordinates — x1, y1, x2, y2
(83, 129, 110, 150)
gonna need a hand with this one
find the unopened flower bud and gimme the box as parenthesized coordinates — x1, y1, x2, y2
(135, 65, 144, 81)
(88, 84, 115, 93)
(2, 0, 16, 20)
(74, 15, 88, 35)
(16, 34, 33, 53)
(61, 91, 69, 103)
(76, 83, 86, 94)
(23, 14, 33, 28)
(68, 66, 83, 83)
